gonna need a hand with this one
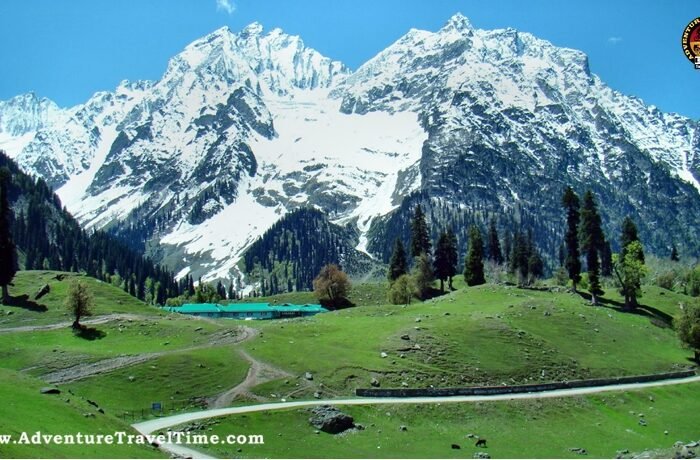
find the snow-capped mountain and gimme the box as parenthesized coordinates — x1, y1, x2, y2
(0, 92, 67, 159)
(1, 14, 699, 285)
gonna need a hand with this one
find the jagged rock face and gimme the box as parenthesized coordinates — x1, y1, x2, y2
(0, 14, 699, 283)
(0, 92, 64, 136)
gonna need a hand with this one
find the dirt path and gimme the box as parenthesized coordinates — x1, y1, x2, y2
(42, 326, 257, 384)
(208, 348, 293, 408)
(133, 373, 700, 459)
(0, 313, 162, 333)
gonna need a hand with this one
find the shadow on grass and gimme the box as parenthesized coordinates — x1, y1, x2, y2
(73, 326, 106, 340)
(575, 290, 674, 328)
(3, 294, 48, 312)
(320, 297, 356, 310)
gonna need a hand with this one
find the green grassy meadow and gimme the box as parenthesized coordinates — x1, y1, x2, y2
(64, 346, 249, 417)
(0, 368, 164, 458)
(241, 284, 692, 400)
(0, 270, 698, 458)
(194, 382, 700, 459)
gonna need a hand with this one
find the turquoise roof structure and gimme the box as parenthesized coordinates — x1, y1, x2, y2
(168, 303, 221, 313)
(162, 302, 328, 318)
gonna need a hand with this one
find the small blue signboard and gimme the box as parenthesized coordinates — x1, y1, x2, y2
(152, 402, 162, 411)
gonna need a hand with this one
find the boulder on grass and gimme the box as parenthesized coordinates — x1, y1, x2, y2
(40, 387, 60, 395)
(35, 284, 50, 300)
(309, 405, 355, 434)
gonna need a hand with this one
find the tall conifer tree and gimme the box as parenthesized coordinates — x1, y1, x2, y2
(388, 238, 409, 283)
(0, 168, 17, 303)
(561, 186, 581, 291)
(487, 218, 504, 264)
(410, 204, 431, 258)
(464, 225, 485, 286)
(445, 228, 458, 289)
(621, 216, 644, 263)
(433, 230, 458, 292)
(579, 190, 605, 305)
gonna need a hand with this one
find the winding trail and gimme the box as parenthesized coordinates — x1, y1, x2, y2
(0, 314, 162, 333)
(208, 348, 293, 408)
(133, 373, 700, 459)
(42, 326, 258, 384)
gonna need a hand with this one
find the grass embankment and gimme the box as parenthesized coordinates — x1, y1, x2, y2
(241, 283, 692, 400)
(193, 382, 700, 459)
(1, 270, 697, 458)
(0, 368, 164, 458)
(224, 282, 388, 307)
(0, 271, 252, 456)
(65, 346, 248, 417)
(0, 271, 165, 328)
(0, 313, 233, 376)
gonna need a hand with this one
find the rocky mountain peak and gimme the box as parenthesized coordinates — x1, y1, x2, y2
(1, 18, 699, 286)
(0, 92, 64, 137)
(441, 12, 474, 34)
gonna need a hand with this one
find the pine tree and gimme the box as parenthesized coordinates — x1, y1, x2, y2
(600, 240, 613, 277)
(216, 280, 226, 299)
(558, 243, 566, 267)
(561, 186, 581, 291)
(504, 231, 512, 264)
(433, 231, 455, 292)
(388, 238, 409, 283)
(464, 225, 485, 286)
(486, 218, 503, 264)
(445, 228, 458, 290)
(510, 231, 529, 285)
(228, 281, 235, 300)
(671, 244, 679, 262)
(188, 275, 195, 297)
(621, 216, 644, 263)
(579, 190, 605, 305)
(410, 204, 431, 258)
(527, 248, 544, 284)
(0, 169, 17, 303)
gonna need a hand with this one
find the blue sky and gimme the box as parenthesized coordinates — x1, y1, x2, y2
(0, 0, 698, 119)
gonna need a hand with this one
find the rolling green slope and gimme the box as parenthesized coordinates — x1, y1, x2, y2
(242, 284, 692, 400)
(0, 368, 164, 458)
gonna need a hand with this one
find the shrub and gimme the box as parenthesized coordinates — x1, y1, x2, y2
(388, 274, 415, 305)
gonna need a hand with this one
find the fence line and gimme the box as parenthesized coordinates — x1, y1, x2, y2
(356, 369, 697, 398)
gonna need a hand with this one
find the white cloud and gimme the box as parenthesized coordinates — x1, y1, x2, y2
(216, 0, 235, 15)
(608, 36, 623, 45)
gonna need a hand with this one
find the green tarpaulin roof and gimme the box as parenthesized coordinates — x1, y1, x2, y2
(164, 303, 328, 315)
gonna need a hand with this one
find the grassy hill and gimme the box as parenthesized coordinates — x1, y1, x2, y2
(0, 271, 164, 328)
(0, 271, 251, 457)
(1, 270, 697, 458)
(240, 283, 693, 400)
